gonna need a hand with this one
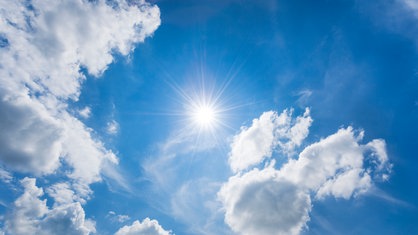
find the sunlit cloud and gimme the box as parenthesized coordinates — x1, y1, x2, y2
(219, 110, 391, 235)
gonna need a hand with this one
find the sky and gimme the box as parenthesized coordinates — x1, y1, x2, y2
(0, 0, 417, 234)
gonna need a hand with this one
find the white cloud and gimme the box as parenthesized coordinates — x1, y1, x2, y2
(4, 178, 49, 234)
(38, 203, 96, 235)
(279, 127, 390, 199)
(228, 111, 277, 172)
(78, 107, 91, 119)
(219, 110, 391, 235)
(0, 167, 12, 183)
(107, 211, 131, 223)
(218, 165, 311, 235)
(0, 0, 160, 198)
(116, 215, 131, 223)
(4, 178, 95, 235)
(46, 183, 79, 205)
(107, 120, 120, 135)
(276, 108, 312, 155)
(0, 1, 160, 233)
(228, 108, 312, 173)
(114, 218, 173, 235)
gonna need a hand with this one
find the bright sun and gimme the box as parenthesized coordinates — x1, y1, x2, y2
(193, 105, 216, 126)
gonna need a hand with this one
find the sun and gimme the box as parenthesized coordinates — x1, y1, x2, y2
(192, 105, 216, 127)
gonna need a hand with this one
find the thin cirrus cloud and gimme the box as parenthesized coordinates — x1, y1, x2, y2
(218, 109, 391, 235)
(0, 0, 163, 234)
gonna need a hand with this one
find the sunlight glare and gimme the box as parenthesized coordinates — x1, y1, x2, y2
(193, 105, 216, 127)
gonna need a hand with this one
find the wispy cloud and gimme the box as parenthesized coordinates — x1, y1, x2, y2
(107, 211, 131, 223)
(0, 168, 12, 184)
(107, 120, 120, 135)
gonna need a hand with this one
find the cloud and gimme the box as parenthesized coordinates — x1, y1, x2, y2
(38, 203, 96, 235)
(4, 178, 49, 234)
(0, 1, 160, 233)
(107, 211, 131, 223)
(0, 0, 160, 198)
(0, 167, 12, 183)
(219, 109, 391, 235)
(78, 107, 92, 119)
(0, 97, 63, 175)
(228, 108, 312, 172)
(107, 120, 120, 135)
(295, 89, 312, 107)
(402, 0, 418, 17)
(170, 179, 229, 235)
(3, 178, 95, 235)
(218, 165, 311, 235)
(46, 182, 80, 205)
(114, 218, 173, 235)
(279, 127, 391, 199)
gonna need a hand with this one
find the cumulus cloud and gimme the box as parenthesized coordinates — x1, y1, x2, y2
(218, 165, 311, 235)
(4, 178, 49, 234)
(3, 178, 95, 235)
(0, 0, 160, 198)
(114, 218, 173, 235)
(228, 108, 312, 172)
(279, 127, 391, 199)
(0, 1, 160, 233)
(0, 97, 63, 175)
(46, 182, 79, 205)
(219, 109, 391, 235)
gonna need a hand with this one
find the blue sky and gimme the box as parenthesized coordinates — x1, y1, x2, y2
(0, 0, 417, 234)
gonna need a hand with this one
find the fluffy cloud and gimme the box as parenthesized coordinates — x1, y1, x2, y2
(219, 110, 391, 235)
(228, 108, 312, 173)
(0, 0, 160, 196)
(0, 96, 63, 175)
(38, 203, 96, 235)
(4, 178, 49, 234)
(46, 182, 79, 205)
(114, 218, 172, 235)
(78, 107, 92, 119)
(3, 178, 95, 235)
(0, 1, 160, 233)
(218, 165, 311, 235)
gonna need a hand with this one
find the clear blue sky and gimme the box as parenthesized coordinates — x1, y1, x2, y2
(0, 0, 417, 234)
